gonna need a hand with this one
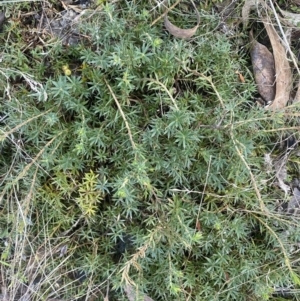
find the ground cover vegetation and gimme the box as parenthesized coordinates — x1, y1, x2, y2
(1, 0, 300, 300)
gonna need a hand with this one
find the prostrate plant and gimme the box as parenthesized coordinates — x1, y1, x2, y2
(0, 1, 300, 300)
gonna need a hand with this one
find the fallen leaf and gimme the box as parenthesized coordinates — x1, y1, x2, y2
(242, 0, 266, 28)
(265, 152, 290, 196)
(264, 21, 293, 110)
(196, 220, 201, 231)
(277, 6, 300, 27)
(124, 284, 155, 301)
(249, 31, 276, 102)
(294, 82, 300, 103)
(164, 0, 200, 39)
(235, 71, 245, 83)
(224, 271, 230, 282)
(0, 12, 5, 29)
(274, 154, 290, 196)
(242, 0, 258, 28)
(288, 186, 300, 214)
(264, 153, 273, 174)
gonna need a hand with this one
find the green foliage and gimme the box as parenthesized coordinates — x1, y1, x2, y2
(1, 1, 300, 300)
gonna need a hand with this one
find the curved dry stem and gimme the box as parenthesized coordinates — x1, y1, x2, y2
(104, 78, 137, 151)
(230, 131, 267, 212)
(144, 77, 179, 110)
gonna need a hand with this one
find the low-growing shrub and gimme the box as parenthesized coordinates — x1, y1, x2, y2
(0, 1, 300, 300)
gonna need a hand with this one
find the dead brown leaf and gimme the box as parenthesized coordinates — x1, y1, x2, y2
(264, 21, 293, 110)
(224, 271, 230, 282)
(277, 6, 300, 27)
(124, 285, 155, 301)
(235, 71, 245, 83)
(196, 220, 201, 231)
(0, 12, 5, 29)
(249, 31, 276, 102)
(164, 0, 200, 39)
(242, 0, 259, 28)
(294, 82, 300, 103)
(242, 0, 268, 29)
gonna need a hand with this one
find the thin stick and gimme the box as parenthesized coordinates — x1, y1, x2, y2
(196, 155, 212, 230)
(188, 68, 225, 109)
(230, 131, 267, 212)
(270, 0, 300, 76)
(252, 213, 297, 284)
(104, 78, 137, 150)
(151, 0, 181, 26)
(0, 109, 52, 140)
(144, 77, 179, 110)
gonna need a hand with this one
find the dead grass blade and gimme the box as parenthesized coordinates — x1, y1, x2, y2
(0, 132, 63, 204)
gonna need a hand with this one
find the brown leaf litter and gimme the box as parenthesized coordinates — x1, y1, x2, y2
(263, 20, 293, 110)
(249, 30, 276, 103)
